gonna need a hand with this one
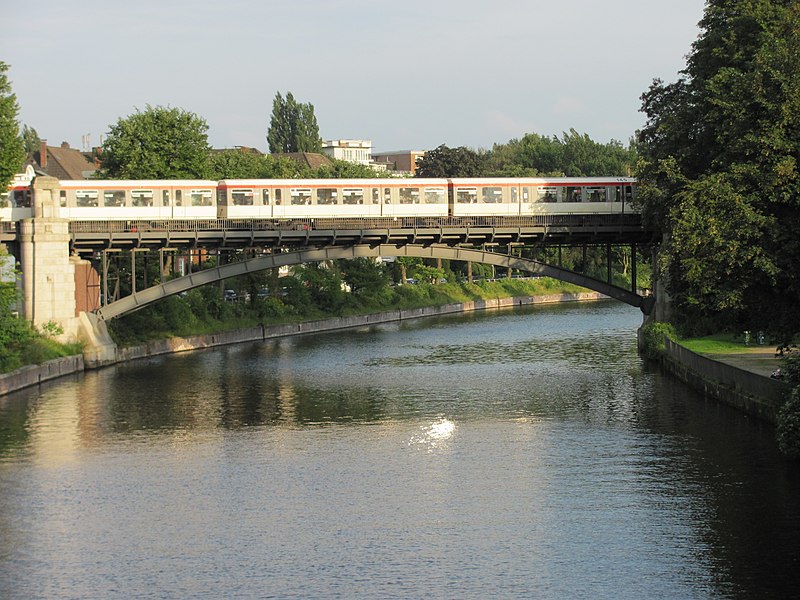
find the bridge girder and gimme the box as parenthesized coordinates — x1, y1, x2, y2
(95, 244, 654, 321)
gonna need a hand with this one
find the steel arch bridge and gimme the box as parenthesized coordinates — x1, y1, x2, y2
(94, 244, 654, 321)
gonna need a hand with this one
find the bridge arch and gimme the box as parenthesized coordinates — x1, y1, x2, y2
(95, 244, 653, 321)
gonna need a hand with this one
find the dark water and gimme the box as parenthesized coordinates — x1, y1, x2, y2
(1, 301, 798, 599)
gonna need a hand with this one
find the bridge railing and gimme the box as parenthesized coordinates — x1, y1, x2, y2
(68, 213, 644, 234)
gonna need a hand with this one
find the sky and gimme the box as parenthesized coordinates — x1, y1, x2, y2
(2, 0, 707, 154)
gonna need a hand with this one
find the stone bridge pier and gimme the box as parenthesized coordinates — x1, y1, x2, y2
(18, 177, 82, 340)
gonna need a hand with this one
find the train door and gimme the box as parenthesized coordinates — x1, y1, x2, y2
(162, 189, 172, 219)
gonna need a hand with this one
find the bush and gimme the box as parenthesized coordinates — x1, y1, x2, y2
(640, 321, 678, 360)
(777, 388, 800, 460)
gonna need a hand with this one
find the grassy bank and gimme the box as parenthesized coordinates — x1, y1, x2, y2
(108, 277, 590, 347)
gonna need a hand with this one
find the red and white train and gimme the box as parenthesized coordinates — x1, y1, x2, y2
(2, 174, 636, 223)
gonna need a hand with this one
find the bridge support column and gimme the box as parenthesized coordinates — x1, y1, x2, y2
(18, 176, 80, 339)
(78, 311, 118, 368)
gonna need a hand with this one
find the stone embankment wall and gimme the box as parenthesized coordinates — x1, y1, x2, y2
(0, 292, 604, 396)
(660, 338, 790, 424)
(0, 355, 84, 396)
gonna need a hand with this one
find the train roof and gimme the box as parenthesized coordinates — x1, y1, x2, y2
(58, 179, 219, 188)
(217, 178, 450, 187)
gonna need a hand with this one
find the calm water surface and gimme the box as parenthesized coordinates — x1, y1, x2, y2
(1, 301, 799, 599)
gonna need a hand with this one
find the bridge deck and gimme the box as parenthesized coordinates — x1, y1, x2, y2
(56, 215, 653, 254)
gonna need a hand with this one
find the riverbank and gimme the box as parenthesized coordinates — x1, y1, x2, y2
(659, 337, 790, 424)
(0, 292, 607, 396)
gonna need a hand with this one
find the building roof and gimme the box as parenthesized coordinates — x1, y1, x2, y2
(279, 152, 334, 170)
(29, 142, 98, 179)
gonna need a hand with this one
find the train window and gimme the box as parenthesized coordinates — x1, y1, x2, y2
(537, 187, 558, 203)
(424, 188, 445, 204)
(232, 189, 254, 206)
(131, 190, 154, 207)
(522, 187, 530, 203)
(317, 188, 338, 205)
(103, 190, 125, 207)
(290, 188, 311, 205)
(0, 192, 7, 208)
(262, 189, 270, 205)
(60, 190, 67, 207)
(175, 190, 182, 206)
(12, 190, 31, 207)
(456, 188, 477, 203)
(585, 187, 607, 202)
(624, 185, 634, 203)
(77, 190, 99, 207)
(343, 188, 364, 205)
(481, 187, 502, 203)
(565, 186, 582, 202)
(384, 188, 391, 204)
(372, 188, 380, 204)
(191, 189, 213, 206)
(275, 189, 282, 205)
(399, 188, 419, 204)
(511, 187, 518, 203)
(163, 190, 171, 206)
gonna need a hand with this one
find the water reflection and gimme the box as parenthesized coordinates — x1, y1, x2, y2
(0, 302, 799, 599)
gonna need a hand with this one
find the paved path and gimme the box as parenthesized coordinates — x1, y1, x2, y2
(705, 347, 781, 378)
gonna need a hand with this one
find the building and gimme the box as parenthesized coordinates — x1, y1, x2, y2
(279, 152, 334, 170)
(371, 150, 426, 175)
(29, 140, 98, 179)
(321, 139, 373, 166)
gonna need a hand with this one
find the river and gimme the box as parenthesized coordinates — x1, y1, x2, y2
(1, 301, 799, 599)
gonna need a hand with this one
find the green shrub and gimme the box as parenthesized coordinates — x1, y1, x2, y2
(777, 388, 800, 460)
(640, 321, 678, 360)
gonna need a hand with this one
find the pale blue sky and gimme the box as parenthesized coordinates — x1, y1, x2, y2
(2, 0, 707, 153)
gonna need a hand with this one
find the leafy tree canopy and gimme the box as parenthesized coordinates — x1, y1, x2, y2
(267, 92, 322, 154)
(209, 149, 303, 179)
(415, 144, 486, 177)
(98, 105, 212, 179)
(21, 125, 41, 154)
(0, 62, 26, 191)
(488, 130, 636, 177)
(637, 0, 800, 336)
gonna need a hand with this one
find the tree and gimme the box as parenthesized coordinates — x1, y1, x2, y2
(415, 144, 486, 177)
(98, 105, 212, 179)
(0, 62, 26, 192)
(486, 130, 636, 177)
(340, 258, 390, 297)
(636, 0, 800, 337)
(21, 125, 41, 154)
(267, 92, 322, 154)
(209, 149, 303, 179)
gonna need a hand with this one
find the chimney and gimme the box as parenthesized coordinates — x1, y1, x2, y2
(61, 141, 70, 149)
(40, 139, 48, 169)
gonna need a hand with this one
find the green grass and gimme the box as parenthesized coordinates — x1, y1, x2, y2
(678, 333, 769, 354)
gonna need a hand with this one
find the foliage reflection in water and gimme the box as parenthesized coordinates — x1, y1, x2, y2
(0, 301, 798, 600)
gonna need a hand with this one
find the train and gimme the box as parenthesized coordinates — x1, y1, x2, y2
(1, 175, 637, 223)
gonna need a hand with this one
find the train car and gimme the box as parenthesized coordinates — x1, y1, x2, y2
(58, 180, 219, 220)
(216, 178, 450, 220)
(0, 166, 35, 222)
(448, 177, 637, 217)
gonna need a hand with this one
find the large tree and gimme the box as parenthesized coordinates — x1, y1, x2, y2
(0, 62, 26, 192)
(415, 144, 486, 177)
(487, 130, 636, 177)
(98, 105, 212, 179)
(637, 0, 800, 336)
(267, 92, 322, 154)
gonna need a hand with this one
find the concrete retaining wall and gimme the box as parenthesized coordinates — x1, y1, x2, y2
(661, 337, 790, 424)
(0, 354, 84, 396)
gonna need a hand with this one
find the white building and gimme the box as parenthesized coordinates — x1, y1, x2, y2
(321, 139, 373, 166)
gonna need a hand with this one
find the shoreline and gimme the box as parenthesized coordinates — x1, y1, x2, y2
(1, 292, 607, 397)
